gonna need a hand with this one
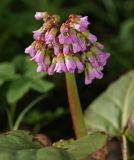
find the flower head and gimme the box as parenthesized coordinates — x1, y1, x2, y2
(25, 12, 110, 85)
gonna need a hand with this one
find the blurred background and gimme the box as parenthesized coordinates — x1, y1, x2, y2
(0, 0, 134, 142)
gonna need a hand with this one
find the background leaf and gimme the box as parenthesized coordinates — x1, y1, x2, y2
(30, 79, 54, 93)
(3, 55, 54, 104)
(7, 78, 31, 103)
(85, 71, 134, 135)
(12, 55, 46, 79)
(0, 63, 18, 84)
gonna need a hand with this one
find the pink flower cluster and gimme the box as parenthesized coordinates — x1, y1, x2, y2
(25, 12, 110, 84)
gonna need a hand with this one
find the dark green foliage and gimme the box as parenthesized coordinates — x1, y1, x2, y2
(0, 130, 106, 160)
(64, 132, 107, 160)
(0, 130, 74, 160)
(23, 107, 68, 133)
(0, 55, 54, 104)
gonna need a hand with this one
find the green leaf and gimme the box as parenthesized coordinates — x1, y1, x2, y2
(0, 63, 18, 83)
(0, 130, 74, 160)
(30, 79, 54, 93)
(13, 55, 46, 79)
(59, 132, 107, 160)
(120, 18, 134, 38)
(0, 79, 4, 86)
(0, 63, 14, 76)
(0, 130, 41, 152)
(7, 78, 31, 103)
(37, 147, 75, 160)
(24, 107, 66, 124)
(85, 71, 134, 135)
(12, 55, 27, 73)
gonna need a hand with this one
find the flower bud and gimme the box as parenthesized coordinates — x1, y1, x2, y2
(35, 12, 44, 20)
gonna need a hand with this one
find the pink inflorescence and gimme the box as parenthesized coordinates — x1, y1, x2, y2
(25, 12, 110, 85)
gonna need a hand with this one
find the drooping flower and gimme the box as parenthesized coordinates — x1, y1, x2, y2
(72, 15, 90, 32)
(63, 44, 70, 54)
(25, 12, 110, 85)
(88, 33, 97, 43)
(25, 45, 36, 58)
(45, 27, 57, 44)
(65, 55, 76, 73)
(48, 57, 57, 75)
(54, 54, 67, 73)
(54, 44, 60, 55)
(73, 56, 84, 73)
(96, 50, 110, 67)
(33, 29, 42, 40)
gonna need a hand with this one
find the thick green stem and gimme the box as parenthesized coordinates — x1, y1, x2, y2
(65, 73, 87, 139)
(122, 135, 128, 160)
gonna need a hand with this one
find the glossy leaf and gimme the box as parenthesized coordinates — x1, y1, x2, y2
(85, 71, 134, 135)
(0, 130, 41, 152)
(55, 132, 107, 160)
(37, 147, 75, 160)
(0, 130, 75, 160)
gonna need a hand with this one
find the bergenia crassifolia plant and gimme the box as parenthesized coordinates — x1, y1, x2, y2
(25, 12, 110, 138)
